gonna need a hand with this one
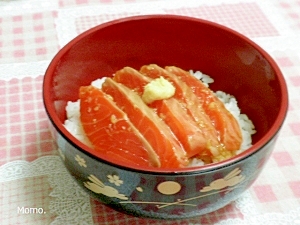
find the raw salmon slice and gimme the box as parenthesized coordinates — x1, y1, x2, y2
(102, 78, 189, 168)
(79, 85, 160, 168)
(114, 67, 148, 95)
(140, 64, 232, 163)
(166, 66, 242, 151)
(152, 98, 212, 158)
(114, 67, 213, 158)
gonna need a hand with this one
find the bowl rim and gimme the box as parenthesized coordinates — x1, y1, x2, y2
(43, 14, 288, 175)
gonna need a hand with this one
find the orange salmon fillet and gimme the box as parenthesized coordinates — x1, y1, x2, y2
(114, 67, 214, 158)
(140, 64, 233, 163)
(79, 85, 160, 167)
(166, 66, 242, 151)
(102, 78, 189, 168)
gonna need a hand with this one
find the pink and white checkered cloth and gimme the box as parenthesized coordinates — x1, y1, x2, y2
(0, 12, 59, 64)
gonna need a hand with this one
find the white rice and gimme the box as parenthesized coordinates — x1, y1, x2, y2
(64, 101, 92, 148)
(64, 71, 256, 166)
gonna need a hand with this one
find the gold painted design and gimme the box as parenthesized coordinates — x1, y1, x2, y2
(83, 168, 245, 209)
(107, 174, 123, 186)
(157, 181, 181, 195)
(119, 168, 246, 209)
(75, 154, 87, 167)
(121, 200, 197, 207)
(136, 187, 143, 192)
(200, 168, 245, 192)
(84, 175, 128, 200)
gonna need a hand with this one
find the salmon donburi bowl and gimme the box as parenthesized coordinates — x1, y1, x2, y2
(43, 15, 288, 219)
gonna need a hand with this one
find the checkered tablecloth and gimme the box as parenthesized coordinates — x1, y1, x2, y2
(1, 0, 300, 224)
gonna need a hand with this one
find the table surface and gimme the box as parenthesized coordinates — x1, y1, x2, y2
(1, 0, 300, 224)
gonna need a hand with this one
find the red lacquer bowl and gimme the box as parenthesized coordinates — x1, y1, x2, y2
(43, 15, 288, 219)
